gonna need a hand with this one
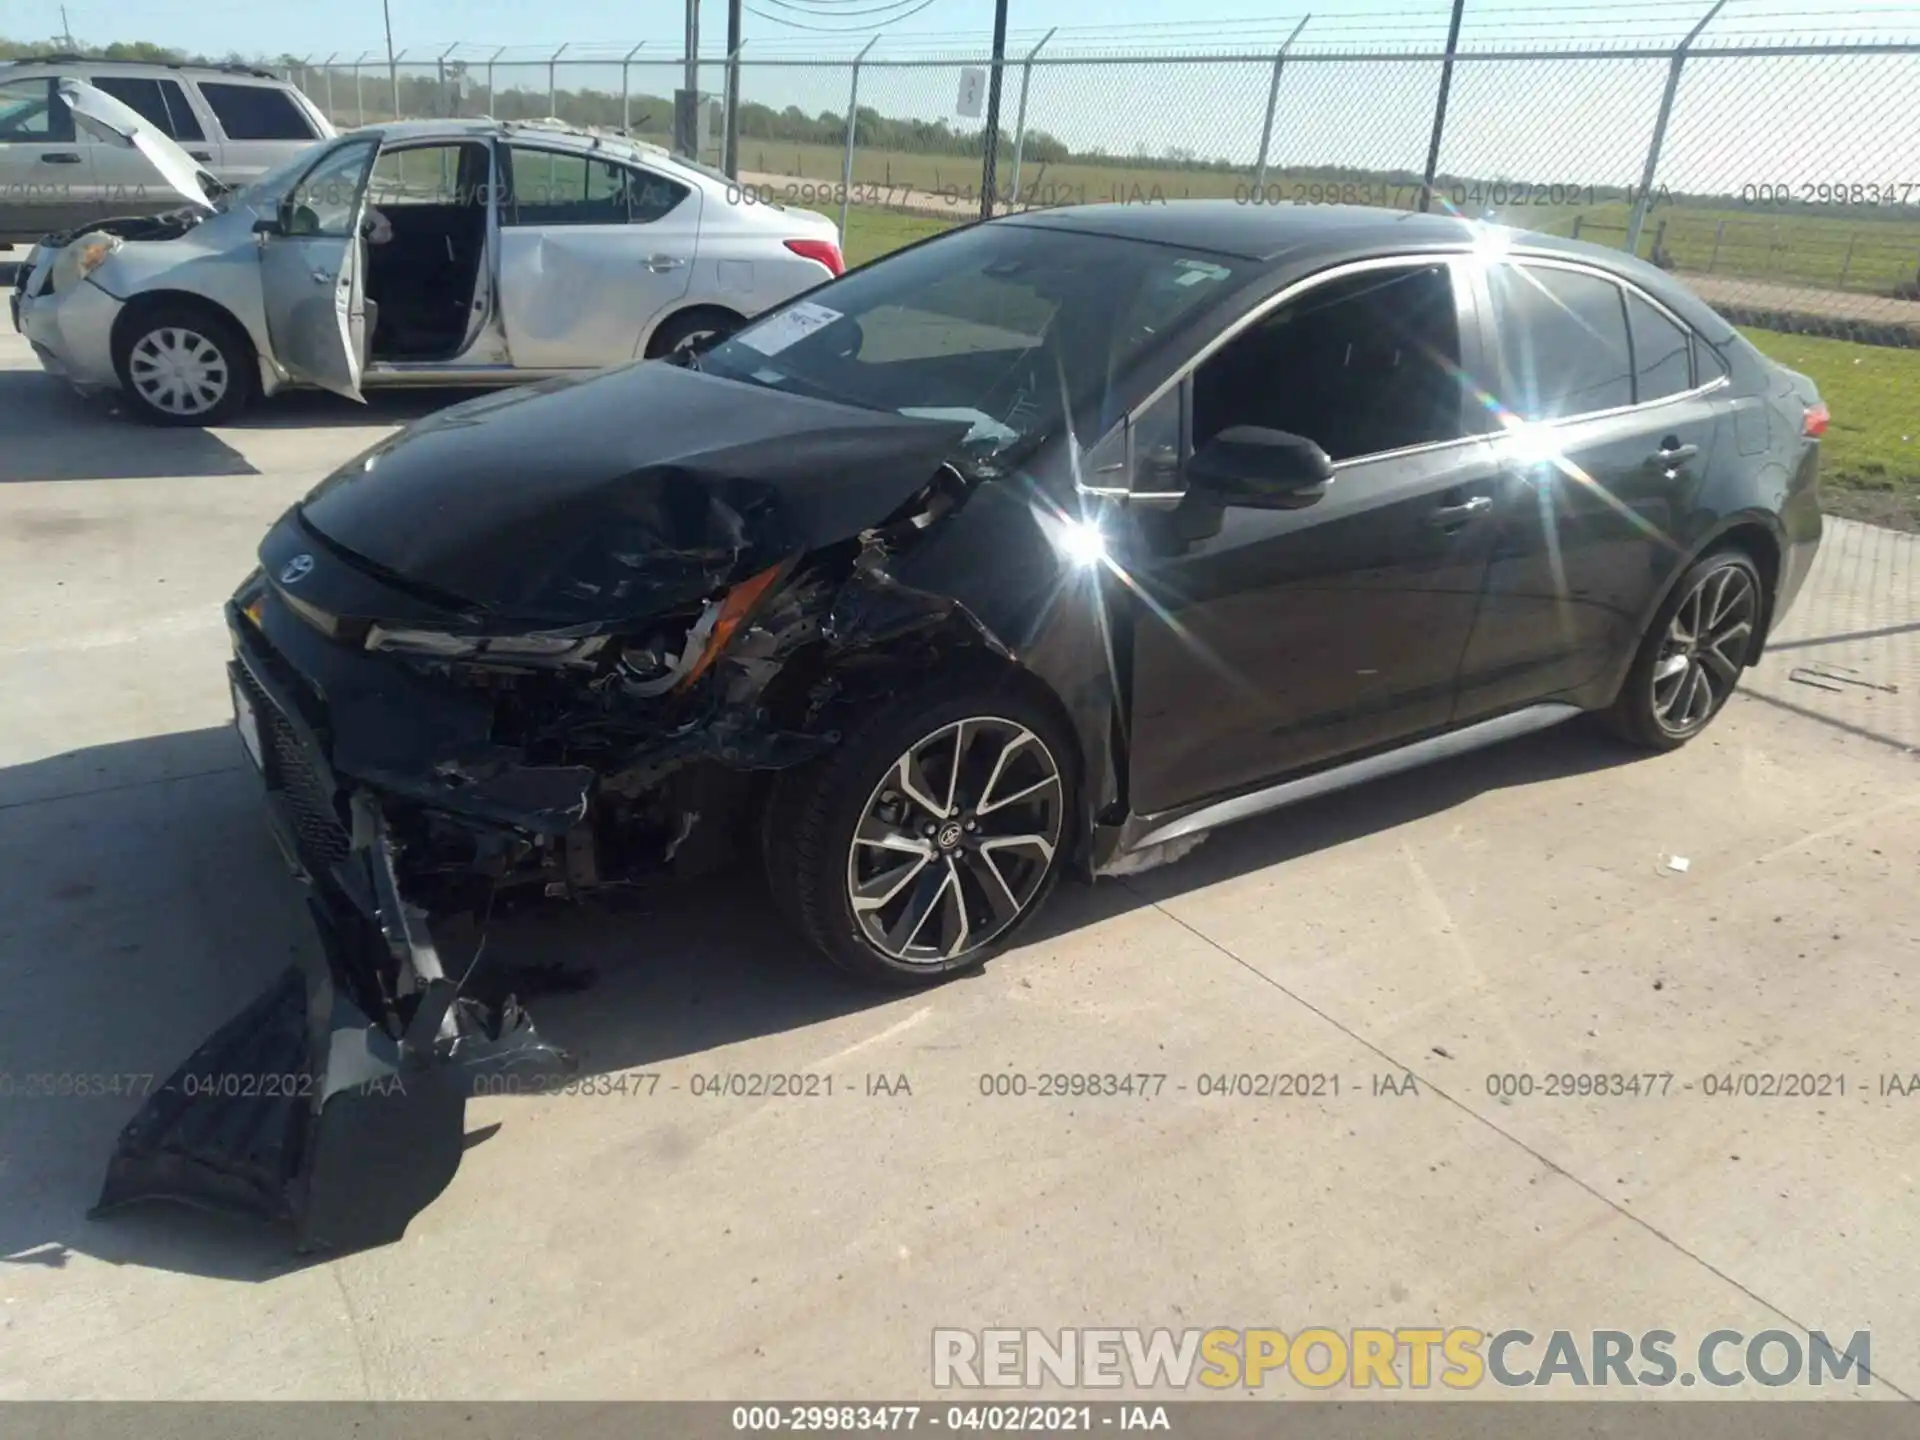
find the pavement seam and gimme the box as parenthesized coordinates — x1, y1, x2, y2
(1121, 879, 1917, 1402)
(0, 762, 247, 815)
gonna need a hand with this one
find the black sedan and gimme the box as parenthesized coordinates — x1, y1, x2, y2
(100, 202, 1825, 1249)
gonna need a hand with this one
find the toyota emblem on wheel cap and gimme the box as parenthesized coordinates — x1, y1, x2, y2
(280, 554, 315, 585)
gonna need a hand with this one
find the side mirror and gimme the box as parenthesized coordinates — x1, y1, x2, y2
(1187, 426, 1335, 509)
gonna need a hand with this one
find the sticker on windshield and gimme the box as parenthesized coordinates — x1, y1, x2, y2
(1174, 259, 1233, 287)
(738, 300, 843, 356)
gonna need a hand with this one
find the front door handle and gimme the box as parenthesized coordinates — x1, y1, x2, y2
(39, 151, 82, 164)
(1427, 495, 1493, 527)
(188, 149, 213, 161)
(312, 269, 335, 285)
(644, 254, 685, 272)
(1648, 439, 1699, 469)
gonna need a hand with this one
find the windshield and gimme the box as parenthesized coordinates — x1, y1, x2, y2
(695, 223, 1249, 476)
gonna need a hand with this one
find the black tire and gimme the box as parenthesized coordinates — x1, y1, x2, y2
(764, 670, 1078, 988)
(646, 306, 742, 360)
(1600, 547, 1765, 751)
(112, 301, 257, 426)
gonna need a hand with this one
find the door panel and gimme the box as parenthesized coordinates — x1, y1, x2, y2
(1126, 437, 1506, 815)
(0, 77, 100, 235)
(260, 139, 377, 400)
(1452, 397, 1722, 720)
(495, 145, 699, 369)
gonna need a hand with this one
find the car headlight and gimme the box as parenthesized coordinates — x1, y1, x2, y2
(50, 233, 123, 293)
(365, 624, 606, 663)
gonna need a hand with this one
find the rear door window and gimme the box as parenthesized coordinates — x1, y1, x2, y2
(87, 76, 206, 141)
(1488, 263, 1634, 421)
(197, 82, 317, 141)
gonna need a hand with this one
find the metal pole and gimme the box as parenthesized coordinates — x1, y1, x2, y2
(487, 46, 505, 118)
(840, 38, 877, 244)
(1007, 27, 1054, 207)
(1253, 15, 1310, 195)
(1626, 0, 1724, 253)
(1418, 0, 1467, 212)
(724, 25, 745, 178)
(355, 51, 367, 127)
(383, 0, 399, 117)
(685, 0, 701, 111)
(1837, 231, 1857, 287)
(438, 42, 457, 118)
(322, 52, 337, 124)
(622, 42, 644, 133)
(1708, 217, 1724, 270)
(549, 43, 568, 119)
(978, 0, 1011, 220)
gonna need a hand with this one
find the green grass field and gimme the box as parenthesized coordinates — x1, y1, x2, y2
(756, 141, 1920, 297)
(827, 208, 1918, 530)
(1742, 329, 1920, 531)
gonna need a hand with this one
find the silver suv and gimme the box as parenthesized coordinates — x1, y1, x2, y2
(0, 56, 335, 244)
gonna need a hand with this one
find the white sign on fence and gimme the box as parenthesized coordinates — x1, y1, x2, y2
(956, 66, 986, 119)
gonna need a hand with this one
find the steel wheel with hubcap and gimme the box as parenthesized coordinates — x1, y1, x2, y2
(765, 676, 1077, 987)
(847, 717, 1064, 967)
(115, 304, 255, 426)
(1603, 548, 1765, 750)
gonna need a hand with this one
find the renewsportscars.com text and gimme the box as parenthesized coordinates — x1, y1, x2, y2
(931, 1327, 1873, 1391)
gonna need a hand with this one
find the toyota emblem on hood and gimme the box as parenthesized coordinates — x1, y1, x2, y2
(280, 554, 315, 585)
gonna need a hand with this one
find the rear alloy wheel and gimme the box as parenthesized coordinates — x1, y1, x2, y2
(647, 308, 741, 359)
(765, 679, 1076, 987)
(114, 305, 254, 426)
(1603, 549, 1763, 750)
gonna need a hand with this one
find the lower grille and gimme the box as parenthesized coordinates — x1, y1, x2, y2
(237, 663, 350, 870)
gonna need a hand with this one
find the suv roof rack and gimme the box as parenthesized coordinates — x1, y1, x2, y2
(0, 54, 279, 80)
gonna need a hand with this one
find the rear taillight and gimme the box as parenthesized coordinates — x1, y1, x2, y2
(1803, 401, 1830, 438)
(784, 238, 844, 276)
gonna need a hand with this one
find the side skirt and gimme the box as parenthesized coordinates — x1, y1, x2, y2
(1101, 702, 1583, 865)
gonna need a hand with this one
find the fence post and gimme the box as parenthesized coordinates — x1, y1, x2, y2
(840, 39, 878, 242)
(1708, 217, 1724, 270)
(621, 43, 646, 134)
(438, 43, 457, 118)
(1418, 0, 1466, 212)
(1254, 14, 1311, 195)
(1837, 231, 1857, 288)
(1008, 27, 1056, 207)
(354, 52, 367, 127)
(549, 43, 568, 119)
(322, 53, 337, 124)
(724, 41, 746, 176)
(1626, 0, 1724, 254)
(391, 49, 405, 120)
(486, 46, 505, 117)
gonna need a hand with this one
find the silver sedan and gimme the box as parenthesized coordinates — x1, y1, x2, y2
(11, 80, 846, 424)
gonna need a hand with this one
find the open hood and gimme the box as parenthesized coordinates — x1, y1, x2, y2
(58, 77, 218, 215)
(296, 361, 971, 626)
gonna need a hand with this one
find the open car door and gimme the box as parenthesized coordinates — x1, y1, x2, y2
(258, 137, 378, 402)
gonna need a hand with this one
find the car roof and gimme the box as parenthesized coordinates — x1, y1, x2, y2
(999, 200, 1732, 338)
(355, 117, 713, 180)
(0, 55, 282, 82)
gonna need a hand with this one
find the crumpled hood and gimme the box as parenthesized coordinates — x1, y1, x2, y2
(298, 361, 970, 625)
(58, 78, 218, 214)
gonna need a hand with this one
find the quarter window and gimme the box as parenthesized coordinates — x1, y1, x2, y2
(1626, 292, 1692, 402)
(88, 76, 205, 141)
(1489, 263, 1633, 420)
(198, 82, 316, 141)
(1191, 263, 1468, 463)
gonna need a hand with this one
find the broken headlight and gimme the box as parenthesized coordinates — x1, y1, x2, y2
(365, 625, 607, 663)
(50, 232, 123, 292)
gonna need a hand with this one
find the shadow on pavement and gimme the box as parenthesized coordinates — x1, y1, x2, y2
(0, 369, 258, 483)
(0, 717, 1639, 1279)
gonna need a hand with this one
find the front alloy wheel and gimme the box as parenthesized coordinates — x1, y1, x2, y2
(847, 718, 1063, 966)
(765, 677, 1077, 987)
(113, 303, 255, 426)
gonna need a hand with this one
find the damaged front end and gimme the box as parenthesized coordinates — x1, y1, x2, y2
(96, 367, 1014, 1249)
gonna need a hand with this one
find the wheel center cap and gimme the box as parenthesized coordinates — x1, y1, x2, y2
(936, 822, 964, 851)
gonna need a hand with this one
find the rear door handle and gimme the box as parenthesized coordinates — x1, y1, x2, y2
(1648, 440, 1699, 468)
(39, 151, 82, 164)
(1427, 495, 1493, 527)
(188, 149, 213, 161)
(644, 254, 685, 272)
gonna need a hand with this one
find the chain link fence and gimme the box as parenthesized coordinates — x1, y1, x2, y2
(285, 32, 1920, 342)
